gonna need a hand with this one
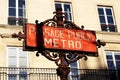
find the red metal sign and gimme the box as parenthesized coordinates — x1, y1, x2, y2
(43, 26, 97, 52)
(26, 23, 36, 47)
(25, 23, 97, 53)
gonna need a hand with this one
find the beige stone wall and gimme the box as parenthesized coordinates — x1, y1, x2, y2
(27, 0, 55, 23)
(0, 24, 57, 68)
(0, 0, 120, 69)
(0, 0, 8, 24)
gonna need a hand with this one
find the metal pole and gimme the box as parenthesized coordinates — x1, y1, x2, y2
(56, 53, 70, 80)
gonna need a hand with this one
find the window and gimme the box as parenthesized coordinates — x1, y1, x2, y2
(55, 2, 73, 21)
(106, 51, 120, 80)
(7, 47, 28, 80)
(106, 51, 120, 70)
(65, 53, 79, 80)
(98, 6, 117, 32)
(8, 0, 27, 26)
(69, 62, 79, 80)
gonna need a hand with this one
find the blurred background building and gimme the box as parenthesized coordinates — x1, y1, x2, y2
(0, 0, 120, 80)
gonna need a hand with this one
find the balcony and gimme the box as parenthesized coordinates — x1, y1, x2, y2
(101, 24, 117, 32)
(8, 17, 27, 26)
(0, 67, 120, 80)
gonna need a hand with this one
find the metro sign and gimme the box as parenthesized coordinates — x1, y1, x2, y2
(25, 23, 97, 53)
(26, 23, 37, 47)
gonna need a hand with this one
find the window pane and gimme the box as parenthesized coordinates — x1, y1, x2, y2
(70, 62, 77, 68)
(115, 55, 120, 60)
(106, 52, 115, 70)
(106, 9, 112, 15)
(65, 12, 72, 21)
(8, 48, 17, 57)
(101, 24, 107, 31)
(70, 62, 79, 80)
(98, 8, 104, 15)
(99, 16, 106, 23)
(107, 16, 114, 24)
(55, 3, 62, 9)
(109, 25, 116, 32)
(19, 9, 26, 18)
(19, 75, 27, 80)
(116, 61, 120, 70)
(19, 0, 25, 8)
(9, 8, 16, 16)
(19, 58, 27, 67)
(19, 70, 27, 80)
(64, 4, 72, 21)
(64, 4, 71, 11)
(8, 58, 17, 67)
(19, 0, 26, 18)
(19, 9, 23, 17)
(106, 55, 113, 59)
(107, 61, 115, 70)
(18, 18, 27, 26)
(70, 68, 78, 75)
(19, 48, 27, 67)
(9, 0, 16, 7)
(9, 75, 17, 80)
(8, 17, 16, 25)
(19, 52, 27, 57)
(19, 48, 27, 57)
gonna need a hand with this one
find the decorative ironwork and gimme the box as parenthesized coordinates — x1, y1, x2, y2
(36, 8, 84, 69)
(12, 7, 105, 80)
(0, 67, 119, 80)
(96, 39, 106, 48)
(12, 31, 25, 41)
(35, 8, 94, 80)
(36, 50, 87, 66)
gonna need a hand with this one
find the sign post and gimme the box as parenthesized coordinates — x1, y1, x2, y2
(12, 8, 105, 80)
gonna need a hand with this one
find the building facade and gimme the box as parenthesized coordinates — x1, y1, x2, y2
(0, 0, 120, 80)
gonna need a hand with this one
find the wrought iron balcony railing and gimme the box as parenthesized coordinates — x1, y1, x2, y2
(101, 24, 117, 32)
(8, 17, 27, 26)
(0, 67, 119, 80)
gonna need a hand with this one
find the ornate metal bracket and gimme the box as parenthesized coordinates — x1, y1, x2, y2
(11, 7, 106, 80)
(96, 39, 106, 48)
(34, 8, 89, 80)
(12, 32, 26, 41)
(35, 7, 88, 66)
(36, 50, 87, 66)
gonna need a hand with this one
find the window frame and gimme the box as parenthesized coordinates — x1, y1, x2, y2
(105, 51, 120, 70)
(7, 47, 28, 67)
(98, 6, 117, 32)
(105, 51, 120, 80)
(69, 61, 80, 80)
(8, 0, 27, 26)
(7, 47, 28, 80)
(55, 2, 73, 21)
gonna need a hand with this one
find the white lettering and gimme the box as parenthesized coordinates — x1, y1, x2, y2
(44, 28, 49, 36)
(76, 32, 84, 39)
(43, 27, 95, 51)
(53, 39, 59, 47)
(44, 28, 64, 38)
(44, 38, 52, 46)
(68, 31, 75, 39)
(61, 39, 67, 48)
(28, 26, 35, 35)
(75, 41, 81, 49)
(68, 40, 74, 48)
